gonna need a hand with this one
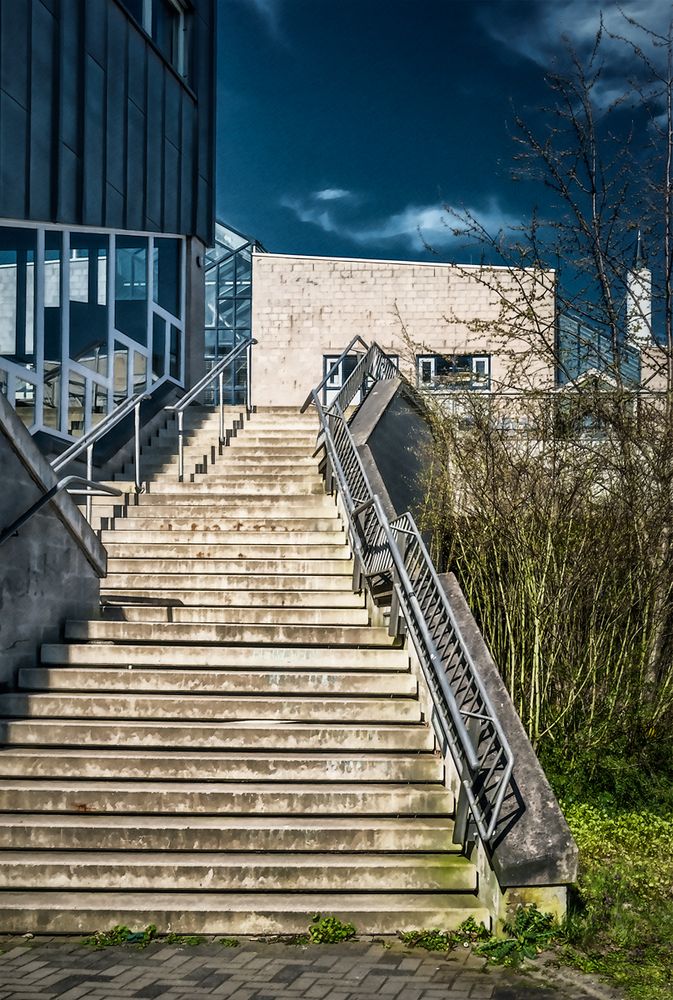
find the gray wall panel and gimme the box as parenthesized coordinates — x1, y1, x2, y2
(0, 0, 215, 242)
(28, 2, 55, 221)
(0, 93, 27, 219)
(82, 55, 105, 225)
(145, 58, 163, 229)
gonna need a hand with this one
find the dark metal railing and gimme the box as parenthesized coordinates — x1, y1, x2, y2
(306, 341, 514, 845)
(0, 477, 122, 548)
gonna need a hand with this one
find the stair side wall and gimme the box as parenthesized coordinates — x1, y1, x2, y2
(0, 393, 105, 686)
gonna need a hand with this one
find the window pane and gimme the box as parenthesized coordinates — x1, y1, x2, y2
(67, 371, 86, 437)
(117, 0, 144, 24)
(113, 341, 129, 403)
(132, 351, 147, 393)
(169, 325, 181, 378)
(152, 314, 166, 379)
(115, 237, 148, 345)
(153, 237, 181, 318)
(44, 232, 63, 370)
(70, 233, 109, 376)
(153, 0, 180, 68)
(15, 377, 36, 428)
(0, 226, 37, 366)
(91, 384, 108, 427)
(43, 366, 60, 431)
(235, 299, 251, 327)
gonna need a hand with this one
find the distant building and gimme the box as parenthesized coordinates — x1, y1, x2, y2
(250, 252, 556, 407)
(0, 0, 216, 443)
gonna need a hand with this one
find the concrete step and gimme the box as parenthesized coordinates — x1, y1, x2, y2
(63, 620, 391, 647)
(186, 478, 324, 491)
(102, 573, 354, 592)
(0, 891, 488, 935)
(40, 643, 408, 669)
(0, 749, 438, 782)
(102, 531, 347, 546)
(19, 667, 415, 697)
(100, 589, 363, 607)
(117, 504, 334, 519)
(103, 543, 351, 560)
(104, 558, 352, 575)
(0, 852, 476, 892)
(0, 781, 450, 815)
(113, 512, 342, 528)
(191, 469, 323, 482)
(0, 719, 434, 751)
(0, 692, 420, 723)
(0, 815, 457, 853)
(126, 493, 333, 507)
(101, 605, 369, 625)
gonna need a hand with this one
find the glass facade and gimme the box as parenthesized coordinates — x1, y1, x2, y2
(557, 314, 641, 387)
(204, 222, 262, 405)
(0, 223, 186, 439)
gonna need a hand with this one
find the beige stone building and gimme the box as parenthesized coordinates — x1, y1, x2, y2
(251, 251, 556, 406)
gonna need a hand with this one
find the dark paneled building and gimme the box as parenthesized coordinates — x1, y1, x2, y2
(0, 0, 216, 440)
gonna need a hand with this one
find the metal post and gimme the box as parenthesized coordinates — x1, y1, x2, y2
(246, 340, 252, 417)
(218, 370, 224, 449)
(86, 443, 94, 524)
(134, 399, 142, 493)
(177, 410, 184, 482)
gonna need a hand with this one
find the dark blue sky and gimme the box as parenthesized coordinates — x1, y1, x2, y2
(216, 0, 667, 262)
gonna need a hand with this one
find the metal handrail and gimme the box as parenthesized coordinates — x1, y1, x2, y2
(306, 341, 514, 845)
(0, 477, 122, 547)
(51, 389, 152, 517)
(166, 336, 255, 481)
(300, 334, 370, 412)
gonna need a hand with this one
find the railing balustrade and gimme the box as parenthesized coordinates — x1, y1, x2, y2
(306, 341, 514, 846)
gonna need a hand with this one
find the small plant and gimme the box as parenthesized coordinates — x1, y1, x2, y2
(218, 936, 239, 948)
(164, 933, 204, 946)
(83, 924, 157, 949)
(400, 917, 490, 953)
(477, 906, 558, 968)
(308, 914, 356, 944)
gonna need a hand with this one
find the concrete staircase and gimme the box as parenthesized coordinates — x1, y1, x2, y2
(0, 407, 488, 934)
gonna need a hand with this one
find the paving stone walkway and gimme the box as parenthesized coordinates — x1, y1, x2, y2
(0, 938, 623, 1000)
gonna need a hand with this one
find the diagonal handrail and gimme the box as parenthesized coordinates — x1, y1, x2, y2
(0, 477, 122, 547)
(300, 334, 370, 412)
(305, 341, 514, 845)
(165, 335, 256, 481)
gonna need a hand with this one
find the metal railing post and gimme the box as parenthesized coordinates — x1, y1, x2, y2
(85, 443, 94, 524)
(134, 399, 142, 493)
(177, 410, 184, 482)
(246, 339, 253, 416)
(218, 371, 224, 448)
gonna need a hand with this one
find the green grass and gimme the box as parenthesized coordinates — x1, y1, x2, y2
(559, 799, 673, 1000)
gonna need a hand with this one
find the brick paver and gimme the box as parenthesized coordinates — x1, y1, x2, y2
(0, 938, 622, 1000)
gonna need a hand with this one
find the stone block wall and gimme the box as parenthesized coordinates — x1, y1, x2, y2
(251, 252, 556, 406)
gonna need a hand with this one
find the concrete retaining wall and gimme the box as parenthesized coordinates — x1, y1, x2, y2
(0, 392, 105, 686)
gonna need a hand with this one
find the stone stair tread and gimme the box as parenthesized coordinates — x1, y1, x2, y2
(40, 643, 407, 666)
(18, 667, 415, 695)
(63, 621, 392, 646)
(0, 718, 435, 750)
(0, 892, 489, 935)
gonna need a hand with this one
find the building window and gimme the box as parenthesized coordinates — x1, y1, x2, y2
(0, 222, 186, 440)
(417, 353, 491, 392)
(119, 0, 190, 79)
(322, 353, 399, 406)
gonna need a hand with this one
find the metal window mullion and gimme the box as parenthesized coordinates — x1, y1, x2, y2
(34, 228, 45, 430)
(60, 231, 70, 433)
(147, 237, 154, 390)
